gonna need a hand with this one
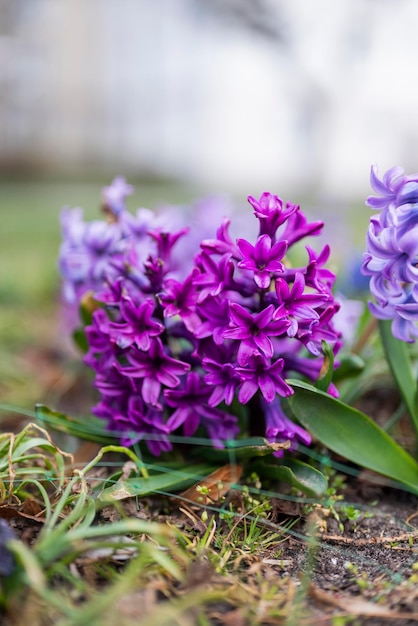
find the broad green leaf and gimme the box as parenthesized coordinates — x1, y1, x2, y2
(378, 319, 418, 439)
(35, 405, 116, 445)
(253, 458, 328, 497)
(284, 380, 418, 494)
(99, 464, 216, 501)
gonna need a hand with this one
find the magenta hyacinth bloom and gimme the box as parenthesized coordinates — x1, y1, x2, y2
(237, 354, 293, 404)
(202, 358, 243, 406)
(108, 296, 164, 350)
(165, 372, 239, 445)
(118, 339, 191, 406)
(59, 178, 341, 454)
(194, 296, 230, 345)
(247, 192, 298, 240)
(224, 303, 290, 365)
(158, 269, 201, 333)
(275, 272, 330, 336)
(237, 235, 287, 289)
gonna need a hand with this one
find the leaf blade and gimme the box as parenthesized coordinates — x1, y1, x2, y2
(284, 380, 418, 494)
(99, 464, 217, 501)
(378, 318, 418, 439)
(253, 458, 328, 497)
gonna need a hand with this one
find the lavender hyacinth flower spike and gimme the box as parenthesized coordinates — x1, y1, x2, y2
(60, 179, 342, 455)
(362, 164, 418, 342)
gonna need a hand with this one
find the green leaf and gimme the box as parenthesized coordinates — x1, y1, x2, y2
(79, 293, 96, 326)
(99, 464, 216, 501)
(315, 340, 334, 392)
(193, 437, 291, 463)
(284, 380, 418, 494)
(35, 405, 116, 445)
(224, 437, 291, 458)
(378, 318, 418, 439)
(253, 458, 328, 497)
(332, 353, 365, 383)
(72, 328, 89, 354)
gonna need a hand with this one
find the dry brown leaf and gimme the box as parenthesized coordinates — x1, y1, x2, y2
(0, 504, 46, 523)
(179, 464, 243, 506)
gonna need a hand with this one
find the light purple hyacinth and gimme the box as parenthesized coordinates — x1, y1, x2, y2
(362, 165, 418, 342)
(60, 179, 342, 454)
(102, 177, 134, 217)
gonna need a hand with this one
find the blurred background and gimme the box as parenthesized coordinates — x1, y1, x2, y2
(2, 0, 418, 193)
(1, 0, 418, 411)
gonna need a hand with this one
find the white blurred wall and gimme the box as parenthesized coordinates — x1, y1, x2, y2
(1, 0, 418, 197)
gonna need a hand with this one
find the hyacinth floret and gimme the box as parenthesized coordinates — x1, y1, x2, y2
(362, 165, 418, 342)
(59, 182, 341, 455)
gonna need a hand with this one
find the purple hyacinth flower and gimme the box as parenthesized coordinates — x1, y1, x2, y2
(120, 207, 158, 240)
(99, 394, 172, 454)
(303, 245, 336, 293)
(95, 365, 138, 402)
(197, 405, 240, 448)
(84, 308, 118, 372)
(102, 177, 134, 217)
(297, 304, 341, 356)
(200, 218, 241, 258)
(224, 302, 289, 365)
(165, 372, 239, 446)
(237, 235, 288, 289)
(202, 358, 243, 406)
(125, 395, 172, 454)
(84, 221, 124, 280)
(194, 252, 235, 301)
(368, 294, 418, 343)
(118, 338, 191, 406)
(275, 272, 330, 336)
(248, 192, 298, 239)
(149, 227, 189, 264)
(279, 210, 323, 246)
(366, 165, 410, 222)
(237, 354, 293, 404)
(364, 222, 418, 285)
(194, 296, 230, 345)
(164, 371, 213, 435)
(108, 296, 164, 350)
(158, 268, 201, 333)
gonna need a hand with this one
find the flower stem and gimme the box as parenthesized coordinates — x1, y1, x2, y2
(351, 316, 378, 355)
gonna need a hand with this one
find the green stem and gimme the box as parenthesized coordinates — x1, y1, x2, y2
(351, 315, 377, 355)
